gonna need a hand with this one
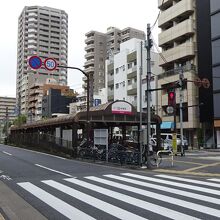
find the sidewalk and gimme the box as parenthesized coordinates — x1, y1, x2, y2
(0, 181, 47, 220)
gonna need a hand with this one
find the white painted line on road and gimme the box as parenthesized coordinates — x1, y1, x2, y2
(4, 146, 66, 160)
(104, 174, 220, 205)
(156, 174, 220, 188)
(18, 182, 95, 220)
(87, 176, 220, 219)
(35, 164, 73, 177)
(24, 148, 66, 160)
(43, 180, 147, 220)
(207, 178, 220, 183)
(2, 151, 12, 156)
(66, 178, 200, 220)
(122, 173, 220, 196)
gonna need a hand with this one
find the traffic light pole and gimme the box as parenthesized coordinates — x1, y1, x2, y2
(179, 64, 184, 156)
(146, 23, 152, 168)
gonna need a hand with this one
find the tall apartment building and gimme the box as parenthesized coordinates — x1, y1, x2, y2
(157, 0, 213, 147)
(0, 97, 16, 140)
(83, 27, 145, 103)
(105, 38, 161, 112)
(0, 97, 16, 122)
(16, 6, 68, 115)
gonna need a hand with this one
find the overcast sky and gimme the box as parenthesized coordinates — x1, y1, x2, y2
(0, 0, 160, 97)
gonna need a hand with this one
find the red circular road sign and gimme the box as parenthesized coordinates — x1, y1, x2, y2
(44, 58, 57, 71)
(28, 56, 42, 69)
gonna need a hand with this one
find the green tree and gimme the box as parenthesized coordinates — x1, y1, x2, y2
(13, 115, 27, 127)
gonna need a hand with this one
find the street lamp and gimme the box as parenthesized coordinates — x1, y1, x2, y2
(58, 65, 90, 145)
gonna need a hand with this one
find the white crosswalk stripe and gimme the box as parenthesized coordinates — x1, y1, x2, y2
(17, 182, 95, 220)
(122, 173, 220, 195)
(17, 173, 220, 220)
(85, 176, 220, 218)
(66, 177, 197, 220)
(43, 179, 147, 220)
(104, 174, 220, 205)
(207, 178, 220, 183)
(156, 174, 220, 188)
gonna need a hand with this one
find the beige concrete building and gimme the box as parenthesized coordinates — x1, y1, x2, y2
(83, 27, 145, 103)
(28, 79, 71, 120)
(157, 0, 200, 146)
(16, 6, 68, 115)
(0, 97, 16, 140)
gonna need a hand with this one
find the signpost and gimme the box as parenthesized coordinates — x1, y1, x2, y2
(28, 56, 42, 69)
(44, 58, 57, 71)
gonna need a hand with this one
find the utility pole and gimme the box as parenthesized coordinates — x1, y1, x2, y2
(139, 41, 143, 166)
(179, 64, 184, 156)
(146, 23, 152, 168)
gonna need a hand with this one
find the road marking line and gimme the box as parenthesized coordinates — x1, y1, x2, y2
(35, 164, 73, 177)
(17, 182, 94, 220)
(43, 180, 147, 220)
(104, 174, 220, 205)
(65, 178, 200, 220)
(183, 162, 220, 172)
(207, 178, 220, 182)
(155, 169, 220, 177)
(87, 175, 220, 219)
(172, 160, 204, 165)
(122, 173, 220, 196)
(156, 174, 220, 188)
(4, 146, 66, 160)
(2, 151, 12, 156)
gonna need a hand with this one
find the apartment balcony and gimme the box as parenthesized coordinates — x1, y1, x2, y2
(84, 59, 95, 67)
(127, 66, 137, 79)
(127, 83, 137, 95)
(158, 0, 172, 8)
(85, 36, 95, 44)
(158, 0, 194, 28)
(85, 52, 95, 59)
(84, 67, 95, 74)
(159, 42, 195, 66)
(85, 44, 95, 51)
(28, 29, 37, 33)
(159, 19, 195, 46)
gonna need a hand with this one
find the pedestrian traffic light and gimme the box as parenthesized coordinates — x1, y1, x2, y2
(168, 91, 176, 107)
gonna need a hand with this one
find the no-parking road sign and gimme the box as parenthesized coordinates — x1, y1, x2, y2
(44, 58, 57, 71)
(28, 56, 42, 69)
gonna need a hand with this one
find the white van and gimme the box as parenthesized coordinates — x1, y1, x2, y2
(153, 133, 188, 150)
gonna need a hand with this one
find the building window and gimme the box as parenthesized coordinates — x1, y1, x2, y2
(116, 83, 119, 89)
(116, 68, 119, 74)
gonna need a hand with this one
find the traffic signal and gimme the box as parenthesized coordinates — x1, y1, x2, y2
(168, 91, 176, 107)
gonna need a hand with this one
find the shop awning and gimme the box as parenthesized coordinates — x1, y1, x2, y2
(160, 121, 174, 130)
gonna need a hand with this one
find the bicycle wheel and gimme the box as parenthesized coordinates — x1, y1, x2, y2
(149, 152, 162, 167)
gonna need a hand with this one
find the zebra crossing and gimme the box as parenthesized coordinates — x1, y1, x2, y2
(17, 173, 220, 220)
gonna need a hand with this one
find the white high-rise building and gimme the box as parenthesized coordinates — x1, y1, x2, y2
(16, 6, 68, 115)
(105, 38, 161, 112)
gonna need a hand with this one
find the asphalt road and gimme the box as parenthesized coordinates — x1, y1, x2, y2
(0, 144, 220, 220)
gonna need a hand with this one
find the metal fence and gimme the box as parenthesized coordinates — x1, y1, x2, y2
(8, 132, 73, 156)
(8, 133, 141, 166)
